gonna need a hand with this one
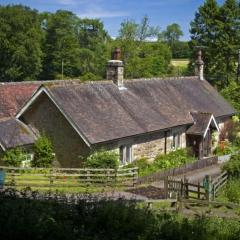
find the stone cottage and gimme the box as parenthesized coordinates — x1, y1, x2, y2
(0, 49, 236, 167)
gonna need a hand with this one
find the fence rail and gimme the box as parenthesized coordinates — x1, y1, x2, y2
(137, 156, 218, 185)
(212, 171, 228, 200)
(0, 166, 138, 189)
(165, 176, 208, 200)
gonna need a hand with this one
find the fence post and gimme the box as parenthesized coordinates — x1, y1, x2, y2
(184, 176, 189, 199)
(107, 170, 110, 185)
(49, 169, 54, 187)
(197, 182, 200, 200)
(209, 175, 212, 201)
(203, 175, 212, 201)
(164, 176, 168, 199)
(87, 170, 90, 183)
(11, 170, 16, 187)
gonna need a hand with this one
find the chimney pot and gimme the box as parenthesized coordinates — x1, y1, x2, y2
(107, 48, 124, 88)
(113, 48, 121, 60)
(195, 49, 204, 81)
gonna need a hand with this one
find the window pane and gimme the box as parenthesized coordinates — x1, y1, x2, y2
(126, 145, 132, 163)
(119, 146, 125, 164)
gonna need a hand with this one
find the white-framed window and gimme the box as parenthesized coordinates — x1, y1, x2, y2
(21, 153, 34, 168)
(119, 145, 132, 165)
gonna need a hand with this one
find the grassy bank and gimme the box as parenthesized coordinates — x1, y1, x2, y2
(0, 188, 240, 240)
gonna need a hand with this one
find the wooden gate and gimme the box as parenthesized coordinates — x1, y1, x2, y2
(164, 176, 209, 200)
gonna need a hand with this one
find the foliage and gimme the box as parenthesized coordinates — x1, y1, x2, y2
(221, 179, 240, 203)
(84, 150, 119, 169)
(0, 5, 43, 81)
(214, 141, 239, 156)
(222, 153, 240, 178)
(171, 42, 190, 59)
(31, 135, 54, 168)
(115, 16, 172, 79)
(126, 149, 195, 177)
(161, 23, 183, 47)
(118, 15, 159, 41)
(221, 81, 240, 112)
(0, 6, 178, 81)
(189, 0, 240, 88)
(1, 189, 240, 239)
(1, 148, 27, 167)
(153, 148, 195, 170)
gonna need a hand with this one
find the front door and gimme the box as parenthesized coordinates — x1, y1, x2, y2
(203, 129, 212, 157)
(186, 135, 202, 159)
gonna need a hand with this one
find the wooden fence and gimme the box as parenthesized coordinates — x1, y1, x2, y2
(211, 171, 228, 200)
(137, 156, 218, 185)
(0, 166, 138, 189)
(165, 176, 208, 200)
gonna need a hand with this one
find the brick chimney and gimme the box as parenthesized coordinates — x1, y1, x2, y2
(195, 49, 204, 81)
(107, 48, 124, 87)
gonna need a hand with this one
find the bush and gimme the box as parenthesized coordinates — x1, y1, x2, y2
(214, 141, 239, 156)
(1, 148, 27, 167)
(31, 135, 54, 168)
(222, 153, 240, 178)
(126, 148, 195, 177)
(221, 180, 240, 204)
(154, 148, 195, 171)
(84, 150, 119, 169)
(1, 189, 240, 239)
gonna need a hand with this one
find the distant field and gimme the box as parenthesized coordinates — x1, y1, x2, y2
(171, 59, 189, 67)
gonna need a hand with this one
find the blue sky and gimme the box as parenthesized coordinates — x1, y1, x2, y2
(1, 0, 225, 40)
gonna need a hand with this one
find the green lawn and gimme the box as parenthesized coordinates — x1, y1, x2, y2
(4, 173, 129, 193)
(171, 59, 189, 67)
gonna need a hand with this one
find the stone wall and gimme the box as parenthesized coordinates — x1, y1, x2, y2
(20, 93, 91, 168)
(132, 126, 186, 161)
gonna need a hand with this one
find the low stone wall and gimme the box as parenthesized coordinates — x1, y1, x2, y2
(137, 156, 218, 185)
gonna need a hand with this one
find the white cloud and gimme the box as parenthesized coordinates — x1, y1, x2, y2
(78, 10, 129, 18)
(79, 7, 129, 18)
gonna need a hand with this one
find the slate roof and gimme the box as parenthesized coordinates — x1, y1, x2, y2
(40, 77, 236, 144)
(186, 112, 213, 135)
(0, 83, 40, 118)
(0, 118, 37, 150)
(0, 80, 76, 119)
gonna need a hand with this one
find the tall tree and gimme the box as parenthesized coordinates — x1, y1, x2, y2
(41, 10, 81, 79)
(116, 16, 171, 79)
(190, 0, 240, 87)
(161, 23, 183, 47)
(0, 5, 43, 81)
(137, 15, 160, 41)
(77, 19, 109, 79)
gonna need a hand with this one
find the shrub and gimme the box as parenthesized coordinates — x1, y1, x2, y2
(214, 141, 239, 156)
(126, 148, 195, 177)
(31, 135, 54, 168)
(1, 189, 240, 239)
(222, 180, 240, 204)
(84, 150, 119, 169)
(1, 148, 27, 167)
(154, 148, 195, 171)
(222, 153, 240, 178)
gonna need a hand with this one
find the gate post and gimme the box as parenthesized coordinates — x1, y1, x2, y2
(164, 176, 168, 199)
(184, 176, 189, 199)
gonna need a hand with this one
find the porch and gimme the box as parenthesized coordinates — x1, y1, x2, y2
(186, 112, 219, 159)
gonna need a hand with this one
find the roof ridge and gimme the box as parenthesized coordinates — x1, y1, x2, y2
(0, 79, 82, 85)
(0, 76, 199, 86)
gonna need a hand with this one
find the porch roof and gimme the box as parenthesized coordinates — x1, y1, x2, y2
(186, 112, 219, 137)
